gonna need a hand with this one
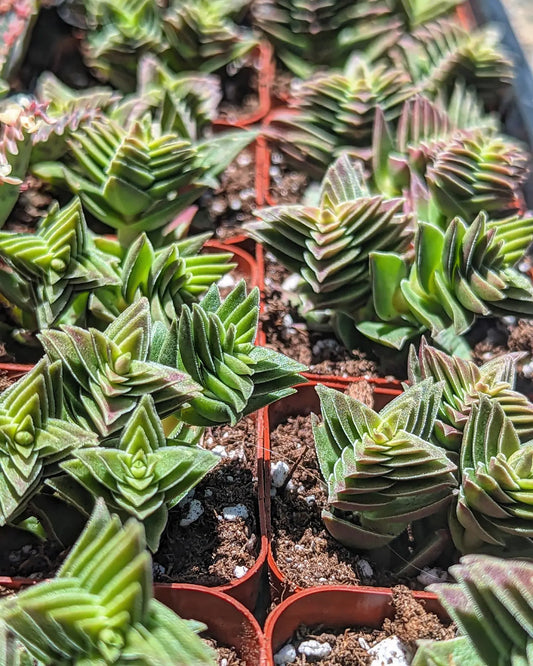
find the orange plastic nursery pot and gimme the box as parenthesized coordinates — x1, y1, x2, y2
(155, 584, 268, 665)
(204, 238, 259, 290)
(264, 585, 446, 666)
(263, 380, 402, 603)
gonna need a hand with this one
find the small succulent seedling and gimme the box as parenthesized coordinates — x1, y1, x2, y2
(248, 154, 411, 318)
(49, 395, 219, 551)
(0, 358, 97, 526)
(312, 381, 457, 551)
(408, 339, 533, 449)
(413, 555, 533, 666)
(0, 196, 119, 331)
(39, 298, 200, 437)
(358, 211, 533, 350)
(152, 280, 307, 426)
(0, 500, 216, 664)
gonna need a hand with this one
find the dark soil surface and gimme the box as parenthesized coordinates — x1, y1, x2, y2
(270, 410, 454, 592)
(216, 52, 260, 124)
(154, 416, 260, 585)
(280, 587, 455, 666)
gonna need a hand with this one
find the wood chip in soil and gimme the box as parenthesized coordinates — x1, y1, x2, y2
(270, 412, 452, 591)
(154, 416, 260, 585)
(281, 586, 455, 666)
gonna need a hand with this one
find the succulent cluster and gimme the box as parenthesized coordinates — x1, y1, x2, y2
(313, 341, 533, 564)
(252, 0, 464, 78)
(80, 0, 257, 92)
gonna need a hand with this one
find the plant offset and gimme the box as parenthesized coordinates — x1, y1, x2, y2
(0, 0, 532, 662)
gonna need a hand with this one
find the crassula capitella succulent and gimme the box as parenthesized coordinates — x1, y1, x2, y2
(0, 499, 216, 665)
(89, 231, 235, 327)
(82, 0, 164, 92)
(0, 357, 97, 526)
(450, 395, 533, 557)
(39, 298, 201, 437)
(312, 381, 457, 551)
(161, 0, 256, 74)
(356, 211, 533, 351)
(393, 17, 513, 102)
(413, 555, 533, 666)
(253, 0, 402, 78)
(33, 115, 206, 247)
(248, 154, 412, 320)
(48, 394, 219, 551)
(408, 339, 533, 450)
(273, 57, 415, 172)
(0, 196, 119, 333)
(152, 280, 307, 426)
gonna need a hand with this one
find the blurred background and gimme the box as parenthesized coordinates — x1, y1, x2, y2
(502, 0, 533, 64)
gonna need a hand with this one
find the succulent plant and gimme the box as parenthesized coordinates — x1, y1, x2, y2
(162, 0, 256, 74)
(357, 211, 533, 350)
(90, 232, 235, 327)
(248, 154, 411, 317)
(370, 89, 497, 200)
(0, 499, 216, 665)
(413, 555, 533, 666)
(0, 100, 47, 227)
(275, 56, 415, 172)
(32, 115, 206, 247)
(83, 0, 164, 92)
(111, 54, 221, 141)
(426, 131, 529, 222)
(31, 73, 117, 162)
(49, 395, 219, 551)
(408, 339, 533, 449)
(449, 395, 533, 556)
(393, 18, 514, 101)
(397, 0, 463, 28)
(0, 358, 97, 526)
(39, 298, 200, 437)
(0, 197, 119, 332)
(253, 0, 402, 77)
(312, 381, 457, 550)
(152, 280, 307, 426)
(0, 0, 40, 95)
